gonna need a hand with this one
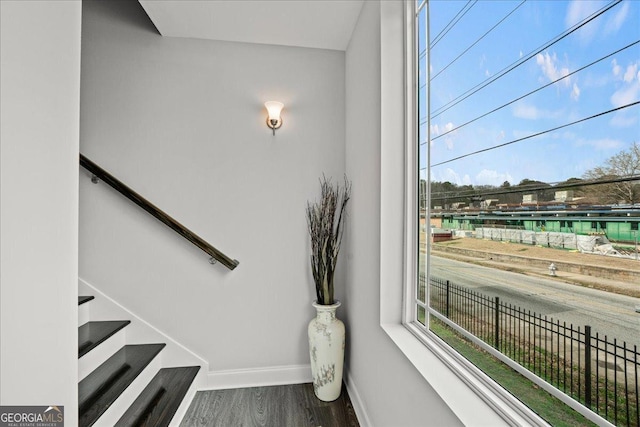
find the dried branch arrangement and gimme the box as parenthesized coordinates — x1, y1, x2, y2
(306, 175, 352, 305)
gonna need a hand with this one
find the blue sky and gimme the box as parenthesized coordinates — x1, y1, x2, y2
(421, 0, 640, 187)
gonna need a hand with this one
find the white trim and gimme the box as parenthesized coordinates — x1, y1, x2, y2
(382, 323, 525, 426)
(406, 323, 552, 426)
(403, 0, 419, 325)
(378, 2, 544, 426)
(344, 372, 373, 427)
(204, 364, 312, 390)
(379, 0, 410, 327)
(383, 2, 616, 426)
(78, 277, 208, 366)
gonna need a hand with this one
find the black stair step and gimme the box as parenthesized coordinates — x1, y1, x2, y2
(79, 296, 95, 305)
(79, 343, 166, 427)
(78, 320, 131, 358)
(115, 366, 200, 427)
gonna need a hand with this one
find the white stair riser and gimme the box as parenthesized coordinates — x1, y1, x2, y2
(79, 278, 208, 376)
(79, 278, 206, 424)
(79, 302, 90, 327)
(78, 328, 126, 382)
(90, 355, 163, 427)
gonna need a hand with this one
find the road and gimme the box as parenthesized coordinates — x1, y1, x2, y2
(429, 255, 640, 347)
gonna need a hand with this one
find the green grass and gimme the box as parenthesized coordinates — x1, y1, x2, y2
(430, 317, 598, 427)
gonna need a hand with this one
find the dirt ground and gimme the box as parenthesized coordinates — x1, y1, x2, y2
(432, 236, 640, 271)
(427, 236, 640, 298)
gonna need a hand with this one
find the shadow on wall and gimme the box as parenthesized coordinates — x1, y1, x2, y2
(85, 0, 160, 36)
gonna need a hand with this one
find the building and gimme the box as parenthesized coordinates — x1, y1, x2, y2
(436, 205, 640, 243)
(1, 1, 513, 425)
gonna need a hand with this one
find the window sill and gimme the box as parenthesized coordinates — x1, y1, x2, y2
(381, 322, 549, 427)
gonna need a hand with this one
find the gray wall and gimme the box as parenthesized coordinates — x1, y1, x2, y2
(79, 0, 345, 374)
(343, 2, 463, 426)
(0, 0, 81, 421)
(80, 1, 494, 424)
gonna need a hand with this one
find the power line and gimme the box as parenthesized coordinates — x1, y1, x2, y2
(430, 1, 477, 49)
(430, 101, 639, 168)
(430, 0, 622, 119)
(430, 0, 620, 117)
(430, 1, 475, 48)
(427, 174, 640, 201)
(428, 40, 640, 138)
(431, 1, 526, 81)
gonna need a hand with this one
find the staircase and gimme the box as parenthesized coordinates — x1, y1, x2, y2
(78, 290, 203, 426)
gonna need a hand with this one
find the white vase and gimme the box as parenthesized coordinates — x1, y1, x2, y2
(308, 300, 345, 402)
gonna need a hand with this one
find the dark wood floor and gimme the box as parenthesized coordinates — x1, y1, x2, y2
(180, 383, 359, 427)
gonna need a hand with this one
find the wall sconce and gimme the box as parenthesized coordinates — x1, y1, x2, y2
(264, 101, 284, 135)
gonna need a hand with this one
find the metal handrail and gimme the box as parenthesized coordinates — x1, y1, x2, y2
(80, 154, 239, 270)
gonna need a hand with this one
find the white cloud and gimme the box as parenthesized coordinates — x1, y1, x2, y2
(623, 63, 638, 83)
(571, 82, 581, 100)
(610, 61, 640, 108)
(475, 169, 514, 187)
(430, 122, 454, 136)
(610, 112, 638, 128)
(431, 122, 457, 150)
(536, 52, 571, 86)
(534, 52, 582, 101)
(511, 129, 534, 140)
(574, 138, 624, 150)
(512, 101, 563, 120)
(604, 1, 629, 34)
(443, 122, 454, 133)
(556, 130, 577, 141)
(612, 59, 621, 77)
(582, 72, 609, 89)
(513, 102, 539, 120)
(431, 122, 456, 149)
(565, 0, 604, 44)
(479, 54, 486, 68)
(436, 168, 471, 186)
(611, 82, 640, 108)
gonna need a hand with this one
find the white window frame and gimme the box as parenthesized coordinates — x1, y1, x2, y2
(378, 1, 610, 426)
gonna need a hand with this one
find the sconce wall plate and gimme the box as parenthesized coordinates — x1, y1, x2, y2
(266, 117, 282, 130)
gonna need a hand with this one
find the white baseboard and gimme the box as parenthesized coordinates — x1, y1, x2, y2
(204, 364, 312, 390)
(78, 277, 367, 424)
(204, 364, 372, 426)
(344, 371, 372, 427)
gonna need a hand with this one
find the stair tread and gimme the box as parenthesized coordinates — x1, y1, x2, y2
(79, 343, 166, 427)
(78, 320, 131, 358)
(115, 366, 200, 427)
(79, 296, 95, 305)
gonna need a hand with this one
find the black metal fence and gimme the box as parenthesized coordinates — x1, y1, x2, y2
(421, 274, 639, 427)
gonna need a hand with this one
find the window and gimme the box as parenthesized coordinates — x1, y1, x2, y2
(414, 1, 639, 426)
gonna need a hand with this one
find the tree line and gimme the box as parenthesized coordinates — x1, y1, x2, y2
(424, 142, 640, 209)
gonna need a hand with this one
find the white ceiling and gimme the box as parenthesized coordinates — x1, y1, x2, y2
(138, 0, 364, 51)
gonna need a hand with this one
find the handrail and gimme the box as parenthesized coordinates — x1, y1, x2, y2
(80, 154, 239, 270)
